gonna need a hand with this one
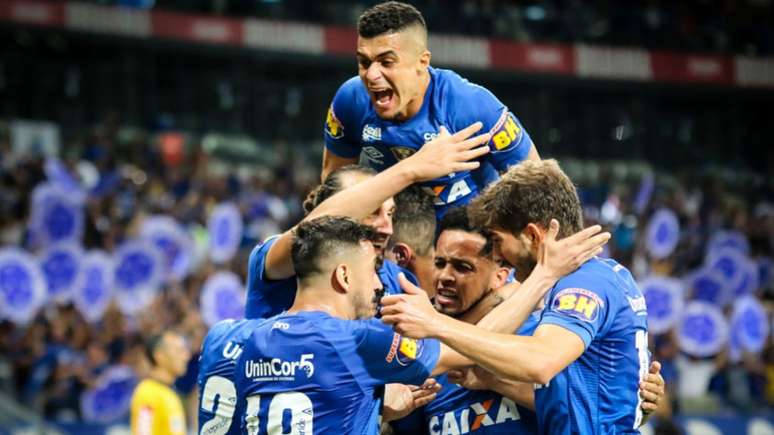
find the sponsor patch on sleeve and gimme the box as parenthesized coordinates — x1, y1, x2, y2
(551, 288, 603, 322)
(396, 336, 423, 366)
(325, 105, 344, 139)
(488, 110, 523, 151)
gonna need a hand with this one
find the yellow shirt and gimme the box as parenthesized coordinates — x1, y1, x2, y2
(130, 378, 186, 435)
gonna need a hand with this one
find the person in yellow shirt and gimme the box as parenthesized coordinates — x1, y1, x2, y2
(131, 331, 192, 435)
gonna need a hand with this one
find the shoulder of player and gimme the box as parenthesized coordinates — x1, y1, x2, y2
(432, 67, 499, 106)
(332, 76, 371, 116)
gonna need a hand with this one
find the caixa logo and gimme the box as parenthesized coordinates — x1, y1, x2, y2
(245, 354, 315, 380)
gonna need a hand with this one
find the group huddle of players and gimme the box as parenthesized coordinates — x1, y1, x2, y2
(195, 2, 665, 434)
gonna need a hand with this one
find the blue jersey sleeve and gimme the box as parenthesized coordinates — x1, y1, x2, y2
(244, 236, 296, 319)
(351, 318, 440, 387)
(447, 75, 533, 174)
(324, 77, 365, 159)
(539, 276, 611, 348)
(379, 260, 419, 296)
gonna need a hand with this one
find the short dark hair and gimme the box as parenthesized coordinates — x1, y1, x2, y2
(143, 333, 164, 366)
(303, 165, 377, 215)
(292, 216, 379, 280)
(389, 185, 436, 256)
(468, 159, 583, 239)
(357, 1, 426, 38)
(439, 205, 494, 258)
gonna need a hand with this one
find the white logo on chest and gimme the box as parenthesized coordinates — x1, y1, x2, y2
(362, 125, 382, 142)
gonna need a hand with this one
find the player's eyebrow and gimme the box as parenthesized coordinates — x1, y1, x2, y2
(356, 50, 398, 61)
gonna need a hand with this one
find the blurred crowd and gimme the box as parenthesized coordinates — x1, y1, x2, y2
(0, 117, 313, 423)
(0, 114, 772, 426)
(104, 0, 774, 56)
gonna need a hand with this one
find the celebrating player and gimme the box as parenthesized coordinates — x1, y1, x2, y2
(323, 1, 537, 218)
(235, 214, 601, 434)
(381, 159, 655, 433)
(391, 206, 665, 434)
(245, 122, 491, 319)
(384, 186, 437, 293)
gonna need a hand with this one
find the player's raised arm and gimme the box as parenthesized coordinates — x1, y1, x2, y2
(264, 123, 491, 280)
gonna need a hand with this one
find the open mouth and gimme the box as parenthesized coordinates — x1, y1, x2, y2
(435, 287, 458, 306)
(370, 88, 394, 110)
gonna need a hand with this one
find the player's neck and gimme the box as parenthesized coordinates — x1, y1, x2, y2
(397, 70, 431, 121)
(289, 288, 354, 320)
(148, 367, 175, 386)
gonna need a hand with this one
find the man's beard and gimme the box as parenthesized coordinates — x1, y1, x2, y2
(353, 289, 379, 320)
(513, 255, 537, 281)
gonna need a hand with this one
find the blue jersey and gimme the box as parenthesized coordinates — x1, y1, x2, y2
(324, 67, 534, 217)
(535, 257, 649, 434)
(245, 236, 417, 319)
(393, 314, 540, 435)
(197, 318, 264, 435)
(234, 311, 440, 435)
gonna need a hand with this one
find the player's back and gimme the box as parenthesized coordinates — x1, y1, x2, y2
(197, 318, 264, 435)
(536, 257, 648, 434)
(235, 311, 439, 435)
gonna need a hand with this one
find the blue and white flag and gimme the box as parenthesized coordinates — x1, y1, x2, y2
(730, 296, 769, 354)
(677, 301, 729, 358)
(707, 230, 750, 256)
(80, 365, 137, 423)
(208, 202, 243, 264)
(684, 268, 730, 306)
(640, 276, 684, 335)
(44, 158, 87, 203)
(113, 240, 164, 315)
(645, 208, 680, 260)
(140, 215, 193, 281)
(0, 248, 46, 324)
(705, 247, 748, 295)
(39, 244, 83, 304)
(200, 271, 245, 327)
(732, 258, 760, 298)
(29, 183, 84, 246)
(73, 251, 115, 323)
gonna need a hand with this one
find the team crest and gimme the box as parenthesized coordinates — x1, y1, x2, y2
(325, 106, 344, 139)
(390, 146, 416, 161)
(396, 336, 423, 366)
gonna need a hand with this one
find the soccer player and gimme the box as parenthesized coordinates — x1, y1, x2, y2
(196, 318, 262, 435)
(235, 213, 605, 435)
(391, 206, 538, 434)
(323, 2, 538, 218)
(131, 332, 191, 435)
(245, 123, 491, 319)
(381, 159, 655, 433)
(385, 186, 437, 293)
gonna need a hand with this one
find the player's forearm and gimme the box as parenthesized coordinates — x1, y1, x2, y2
(434, 316, 559, 384)
(489, 379, 535, 411)
(307, 162, 416, 223)
(474, 267, 555, 334)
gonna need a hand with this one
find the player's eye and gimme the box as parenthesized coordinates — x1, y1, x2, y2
(434, 258, 446, 269)
(381, 59, 394, 67)
(359, 59, 371, 69)
(455, 262, 473, 273)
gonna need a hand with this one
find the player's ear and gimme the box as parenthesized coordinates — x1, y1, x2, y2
(523, 223, 544, 254)
(332, 263, 350, 293)
(492, 266, 511, 289)
(391, 243, 414, 269)
(419, 49, 431, 70)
